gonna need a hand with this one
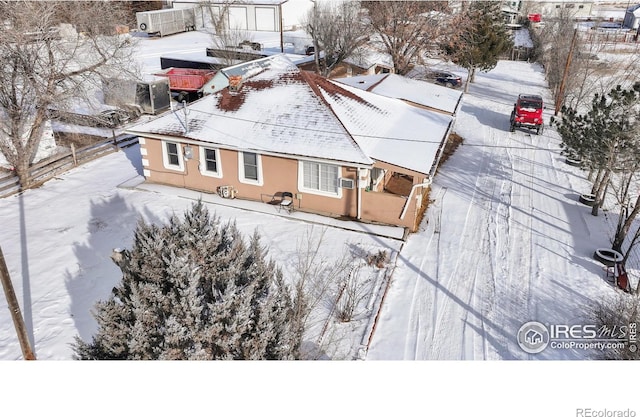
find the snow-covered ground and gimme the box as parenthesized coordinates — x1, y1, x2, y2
(3, 27, 640, 416)
(366, 60, 633, 360)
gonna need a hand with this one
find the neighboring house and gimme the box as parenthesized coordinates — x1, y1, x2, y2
(525, 0, 594, 20)
(293, 46, 394, 79)
(624, 4, 640, 30)
(502, 0, 523, 24)
(126, 55, 456, 232)
(333, 73, 463, 116)
(509, 27, 534, 61)
(336, 49, 395, 78)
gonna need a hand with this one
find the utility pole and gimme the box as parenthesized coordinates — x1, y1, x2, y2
(279, 2, 284, 53)
(310, 0, 320, 74)
(555, 28, 578, 116)
(0, 245, 36, 360)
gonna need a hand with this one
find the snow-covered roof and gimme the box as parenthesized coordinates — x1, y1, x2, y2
(334, 73, 463, 116)
(320, 80, 453, 174)
(512, 28, 534, 49)
(128, 54, 453, 174)
(129, 55, 370, 166)
(343, 47, 394, 71)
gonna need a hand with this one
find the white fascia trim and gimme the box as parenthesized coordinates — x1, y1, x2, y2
(131, 133, 372, 170)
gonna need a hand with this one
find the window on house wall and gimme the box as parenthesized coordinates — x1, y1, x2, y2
(238, 152, 262, 185)
(565, 3, 575, 8)
(371, 167, 385, 188)
(301, 161, 339, 195)
(162, 140, 184, 171)
(199, 147, 222, 178)
(167, 142, 179, 165)
(244, 152, 258, 180)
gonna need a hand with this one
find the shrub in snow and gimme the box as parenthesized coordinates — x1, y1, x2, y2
(73, 201, 303, 360)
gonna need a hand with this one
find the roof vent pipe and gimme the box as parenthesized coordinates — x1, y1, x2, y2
(228, 75, 243, 92)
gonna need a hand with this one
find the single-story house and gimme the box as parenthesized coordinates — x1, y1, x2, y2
(126, 55, 455, 232)
(527, 0, 594, 20)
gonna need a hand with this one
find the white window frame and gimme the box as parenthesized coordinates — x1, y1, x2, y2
(162, 140, 184, 171)
(298, 160, 342, 199)
(371, 167, 385, 188)
(238, 151, 263, 185)
(199, 146, 222, 178)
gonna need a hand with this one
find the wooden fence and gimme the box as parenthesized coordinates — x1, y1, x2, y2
(0, 135, 139, 198)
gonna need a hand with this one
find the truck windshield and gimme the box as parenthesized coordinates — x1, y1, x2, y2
(519, 100, 542, 109)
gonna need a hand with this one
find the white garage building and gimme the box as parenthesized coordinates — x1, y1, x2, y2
(171, 0, 312, 32)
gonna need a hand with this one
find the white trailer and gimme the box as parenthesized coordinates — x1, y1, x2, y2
(136, 8, 196, 37)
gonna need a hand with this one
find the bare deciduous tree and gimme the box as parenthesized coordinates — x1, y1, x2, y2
(336, 264, 369, 323)
(291, 226, 355, 359)
(586, 292, 639, 360)
(363, 0, 449, 75)
(303, 0, 370, 77)
(0, 0, 138, 189)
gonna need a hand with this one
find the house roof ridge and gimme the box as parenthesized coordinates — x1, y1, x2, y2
(299, 70, 373, 163)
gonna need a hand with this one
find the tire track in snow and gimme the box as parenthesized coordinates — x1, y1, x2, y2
(428, 126, 498, 360)
(487, 131, 535, 359)
(402, 187, 446, 360)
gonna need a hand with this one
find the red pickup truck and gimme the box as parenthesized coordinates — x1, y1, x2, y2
(510, 94, 544, 135)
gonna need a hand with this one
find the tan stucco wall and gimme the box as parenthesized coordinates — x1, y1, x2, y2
(361, 190, 416, 230)
(140, 137, 429, 229)
(141, 137, 360, 219)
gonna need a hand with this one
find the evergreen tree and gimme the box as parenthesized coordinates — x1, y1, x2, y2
(74, 201, 303, 360)
(442, 1, 513, 92)
(554, 83, 640, 217)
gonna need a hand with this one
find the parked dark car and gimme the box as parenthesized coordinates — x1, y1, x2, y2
(427, 71, 462, 88)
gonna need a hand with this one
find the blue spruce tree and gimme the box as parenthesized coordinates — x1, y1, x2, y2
(74, 201, 303, 359)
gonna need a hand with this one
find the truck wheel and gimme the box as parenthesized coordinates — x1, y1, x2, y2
(536, 124, 544, 135)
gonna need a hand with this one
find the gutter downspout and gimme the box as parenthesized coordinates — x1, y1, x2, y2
(399, 117, 455, 220)
(357, 168, 362, 220)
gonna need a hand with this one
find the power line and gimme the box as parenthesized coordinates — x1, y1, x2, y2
(175, 105, 560, 150)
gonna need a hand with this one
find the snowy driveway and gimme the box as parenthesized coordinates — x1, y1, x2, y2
(366, 61, 617, 360)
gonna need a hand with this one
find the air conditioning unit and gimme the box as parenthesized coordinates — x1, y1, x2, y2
(338, 178, 355, 189)
(217, 185, 237, 199)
